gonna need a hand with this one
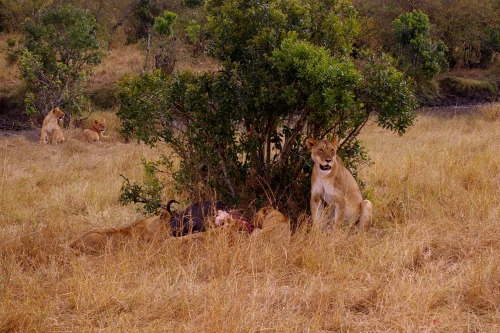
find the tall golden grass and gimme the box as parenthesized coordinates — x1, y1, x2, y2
(0, 105, 499, 332)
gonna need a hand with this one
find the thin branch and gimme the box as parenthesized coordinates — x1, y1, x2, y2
(112, 1, 140, 31)
(280, 107, 310, 166)
(217, 150, 236, 198)
(340, 112, 371, 149)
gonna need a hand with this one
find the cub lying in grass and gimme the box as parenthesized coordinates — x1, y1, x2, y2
(69, 203, 174, 253)
(250, 206, 291, 244)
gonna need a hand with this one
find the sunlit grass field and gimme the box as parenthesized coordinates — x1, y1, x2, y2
(0, 104, 498, 332)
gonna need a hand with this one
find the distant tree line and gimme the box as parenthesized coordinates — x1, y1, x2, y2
(2, 0, 497, 69)
(353, 0, 500, 68)
(0, 0, 204, 43)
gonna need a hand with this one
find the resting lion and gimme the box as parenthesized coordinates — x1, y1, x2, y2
(39, 107, 65, 145)
(70, 210, 171, 253)
(83, 118, 107, 143)
(305, 137, 372, 229)
(250, 206, 291, 244)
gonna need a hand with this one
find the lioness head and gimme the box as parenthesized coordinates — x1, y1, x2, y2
(91, 119, 106, 133)
(305, 137, 339, 174)
(52, 107, 65, 120)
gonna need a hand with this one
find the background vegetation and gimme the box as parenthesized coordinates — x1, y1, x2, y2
(0, 0, 498, 113)
(20, 5, 104, 122)
(0, 1, 499, 331)
(117, 0, 416, 216)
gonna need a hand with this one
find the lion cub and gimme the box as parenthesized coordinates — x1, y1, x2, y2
(305, 137, 372, 229)
(39, 107, 65, 144)
(83, 118, 107, 143)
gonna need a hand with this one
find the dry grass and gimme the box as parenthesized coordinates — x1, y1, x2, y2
(1, 105, 499, 332)
(0, 34, 22, 97)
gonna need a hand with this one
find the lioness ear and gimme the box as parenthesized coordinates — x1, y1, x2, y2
(331, 137, 339, 146)
(305, 138, 317, 151)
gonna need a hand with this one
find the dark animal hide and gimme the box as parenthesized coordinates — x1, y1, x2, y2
(163, 201, 226, 237)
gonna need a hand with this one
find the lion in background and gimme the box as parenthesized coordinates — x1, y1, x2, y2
(83, 118, 107, 143)
(305, 137, 372, 229)
(39, 107, 65, 145)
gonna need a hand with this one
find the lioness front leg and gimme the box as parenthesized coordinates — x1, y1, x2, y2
(333, 198, 346, 227)
(358, 200, 373, 230)
(52, 128, 64, 144)
(311, 193, 327, 228)
(39, 130, 48, 145)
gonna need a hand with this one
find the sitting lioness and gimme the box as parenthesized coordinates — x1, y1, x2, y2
(305, 137, 372, 229)
(39, 107, 65, 145)
(83, 118, 107, 143)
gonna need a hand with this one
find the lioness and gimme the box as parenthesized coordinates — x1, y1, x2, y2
(39, 107, 65, 145)
(83, 118, 107, 143)
(305, 137, 372, 229)
(250, 206, 291, 244)
(70, 208, 172, 253)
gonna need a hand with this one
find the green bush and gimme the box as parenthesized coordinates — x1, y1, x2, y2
(119, 159, 167, 215)
(392, 10, 448, 82)
(19, 5, 104, 120)
(186, 20, 201, 45)
(118, 0, 416, 217)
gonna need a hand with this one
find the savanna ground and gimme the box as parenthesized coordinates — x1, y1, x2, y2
(0, 103, 498, 332)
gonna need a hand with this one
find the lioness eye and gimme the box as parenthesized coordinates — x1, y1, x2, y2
(319, 149, 324, 153)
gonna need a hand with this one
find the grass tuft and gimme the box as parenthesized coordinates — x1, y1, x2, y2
(439, 76, 498, 102)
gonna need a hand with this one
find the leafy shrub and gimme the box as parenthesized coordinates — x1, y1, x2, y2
(150, 10, 178, 74)
(118, 0, 416, 217)
(186, 20, 201, 45)
(153, 11, 177, 36)
(392, 10, 448, 82)
(119, 159, 167, 215)
(20, 5, 104, 120)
